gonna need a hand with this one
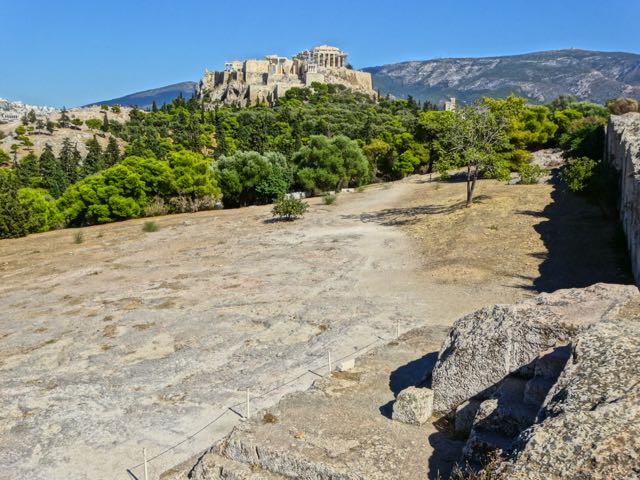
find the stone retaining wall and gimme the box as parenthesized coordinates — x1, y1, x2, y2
(606, 112, 640, 284)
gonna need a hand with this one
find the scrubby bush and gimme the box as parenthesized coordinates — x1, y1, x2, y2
(560, 156, 597, 193)
(144, 197, 169, 217)
(558, 117, 606, 159)
(142, 220, 159, 232)
(606, 97, 639, 115)
(323, 193, 337, 205)
(518, 164, 545, 185)
(73, 230, 84, 244)
(168, 194, 218, 213)
(85, 118, 103, 130)
(272, 197, 308, 221)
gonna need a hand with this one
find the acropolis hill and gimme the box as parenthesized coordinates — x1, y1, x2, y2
(196, 45, 375, 107)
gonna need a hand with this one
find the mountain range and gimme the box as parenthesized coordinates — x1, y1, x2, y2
(84, 82, 197, 109)
(86, 49, 640, 108)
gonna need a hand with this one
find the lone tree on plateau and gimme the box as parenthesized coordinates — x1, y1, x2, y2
(442, 105, 510, 207)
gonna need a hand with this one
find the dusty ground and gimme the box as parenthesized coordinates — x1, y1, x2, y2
(0, 174, 630, 479)
(163, 325, 460, 480)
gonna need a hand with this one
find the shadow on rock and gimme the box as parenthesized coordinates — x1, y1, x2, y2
(379, 351, 438, 418)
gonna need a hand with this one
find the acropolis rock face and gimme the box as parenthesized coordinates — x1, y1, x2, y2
(196, 45, 376, 107)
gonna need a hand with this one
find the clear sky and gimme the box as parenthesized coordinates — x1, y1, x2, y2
(3, 0, 639, 107)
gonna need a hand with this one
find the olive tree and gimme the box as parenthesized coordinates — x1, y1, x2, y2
(442, 106, 510, 207)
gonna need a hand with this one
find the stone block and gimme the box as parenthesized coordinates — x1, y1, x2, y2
(391, 387, 433, 425)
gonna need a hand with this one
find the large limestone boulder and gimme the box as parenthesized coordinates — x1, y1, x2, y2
(431, 283, 637, 414)
(492, 318, 640, 479)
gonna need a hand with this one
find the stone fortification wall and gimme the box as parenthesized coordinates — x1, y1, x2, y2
(197, 45, 376, 107)
(606, 113, 640, 284)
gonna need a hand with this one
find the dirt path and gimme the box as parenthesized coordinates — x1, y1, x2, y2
(0, 175, 628, 479)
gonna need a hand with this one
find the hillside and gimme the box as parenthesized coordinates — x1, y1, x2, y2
(364, 49, 640, 104)
(0, 106, 129, 158)
(86, 81, 197, 109)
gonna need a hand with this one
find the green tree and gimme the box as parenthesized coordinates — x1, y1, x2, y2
(105, 137, 121, 167)
(83, 136, 105, 177)
(39, 144, 67, 198)
(59, 107, 71, 128)
(101, 112, 110, 132)
(17, 188, 63, 233)
(363, 138, 392, 179)
(166, 150, 221, 200)
(121, 155, 176, 197)
(0, 150, 11, 168)
(57, 164, 147, 225)
(16, 152, 40, 187)
(416, 110, 456, 172)
(294, 135, 369, 193)
(85, 118, 103, 130)
(217, 151, 290, 207)
(27, 109, 37, 124)
(0, 170, 29, 238)
(441, 106, 510, 206)
(58, 138, 81, 185)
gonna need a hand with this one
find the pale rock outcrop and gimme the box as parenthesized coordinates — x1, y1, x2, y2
(493, 318, 640, 479)
(391, 387, 434, 425)
(431, 283, 637, 414)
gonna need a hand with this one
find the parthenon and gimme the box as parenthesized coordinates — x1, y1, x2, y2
(197, 45, 375, 107)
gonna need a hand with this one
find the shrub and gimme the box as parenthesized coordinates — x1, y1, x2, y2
(17, 188, 63, 233)
(85, 118, 103, 130)
(168, 195, 218, 213)
(560, 156, 597, 193)
(323, 193, 337, 205)
(272, 197, 308, 221)
(142, 220, 159, 232)
(518, 164, 545, 185)
(73, 230, 84, 244)
(144, 197, 169, 217)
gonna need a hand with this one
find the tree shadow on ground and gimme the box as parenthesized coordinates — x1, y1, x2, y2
(342, 195, 491, 227)
(518, 174, 632, 292)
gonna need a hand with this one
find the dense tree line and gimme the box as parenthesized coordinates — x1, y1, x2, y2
(0, 85, 637, 239)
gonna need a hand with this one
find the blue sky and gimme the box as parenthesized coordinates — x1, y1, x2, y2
(2, 0, 639, 107)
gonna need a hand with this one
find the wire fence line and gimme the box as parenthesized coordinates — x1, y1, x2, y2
(126, 333, 392, 478)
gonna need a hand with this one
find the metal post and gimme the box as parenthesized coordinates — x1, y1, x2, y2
(143, 448, 149, 480)
(328, 351, 332, 374)
(246, 388, 251, 419)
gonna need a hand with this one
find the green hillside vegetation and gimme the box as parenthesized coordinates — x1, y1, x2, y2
(0, 84, 634, 239)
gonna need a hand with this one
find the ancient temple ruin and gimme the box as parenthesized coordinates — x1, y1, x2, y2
(197, 45, 375, 107)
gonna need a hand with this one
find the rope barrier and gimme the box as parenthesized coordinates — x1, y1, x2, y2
(126, 333, 392, 476)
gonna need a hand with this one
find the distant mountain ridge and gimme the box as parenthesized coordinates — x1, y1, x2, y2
(84, 50, 640, 109)
(85, 81, 197, 109)
(363, 49, 640, 104)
